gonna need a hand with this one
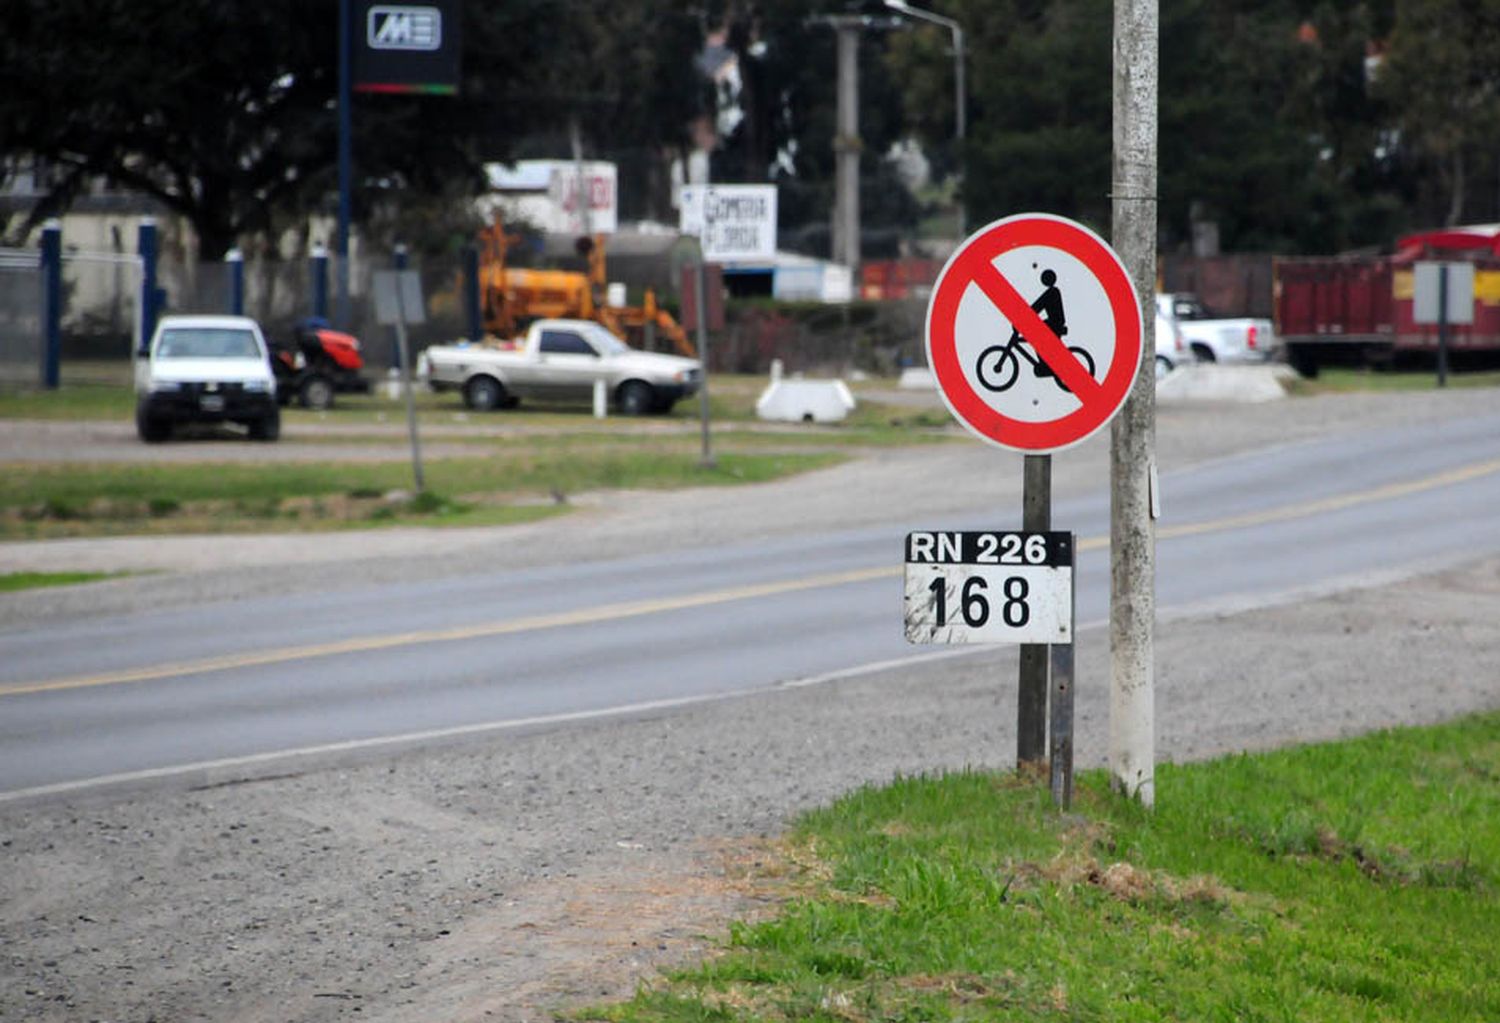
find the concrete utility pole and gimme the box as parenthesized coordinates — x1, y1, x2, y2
(829, 16, 863, 270)
(1110, 0, 1159, 806)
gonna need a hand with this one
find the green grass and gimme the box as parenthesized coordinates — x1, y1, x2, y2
(0, 368, 955, 539)
(590, 713, 1500, 1022)
(1286, 366, 1500, 395)
(0, 448, 845, 539)
(0, 570, 127, 592)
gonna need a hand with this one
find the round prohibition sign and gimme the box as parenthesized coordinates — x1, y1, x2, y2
(925, 213, 1143, 453)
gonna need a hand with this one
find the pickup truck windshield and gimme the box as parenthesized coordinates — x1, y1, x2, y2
(157, 328, 261, 359)
(1170, 296, 1219, 320)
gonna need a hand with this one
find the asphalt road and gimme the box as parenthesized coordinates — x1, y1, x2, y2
(3, 408, 1498, 798)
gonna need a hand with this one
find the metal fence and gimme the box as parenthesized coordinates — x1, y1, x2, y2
(60, 251, 141, 359)
(11, 223, 929, 384)
(0, 249, 41, 388)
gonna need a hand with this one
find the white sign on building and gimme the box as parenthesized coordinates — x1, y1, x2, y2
(481, 160, 618, 235)
(679, 185, 778, 261)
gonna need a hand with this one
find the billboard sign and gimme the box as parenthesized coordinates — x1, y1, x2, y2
(353, 1, 461, 95)
(679, 185, 778, 261)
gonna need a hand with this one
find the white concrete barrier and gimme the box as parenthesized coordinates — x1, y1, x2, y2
(756, 378, 857, 423)
(898, 367, 936, 390)
(1156, 363, 1293, 403)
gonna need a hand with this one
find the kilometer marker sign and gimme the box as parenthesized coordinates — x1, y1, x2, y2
(904, 531, 1074, 645)
(925, 213, 1143, 454)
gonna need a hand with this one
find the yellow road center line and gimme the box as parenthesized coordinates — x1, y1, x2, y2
(6, 455, 1499, 698)
(0, 567, 891, 698)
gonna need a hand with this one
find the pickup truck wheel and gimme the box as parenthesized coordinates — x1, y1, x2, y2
(248, 409, 281, 442)
(298, 374, 335, 411)
(1155, 355, 1173, 381)
(1190, 343, 1217, 363)
(464, 375, 507, 411)
(617, 380, 654, 416)
(136, 407, 172, 443)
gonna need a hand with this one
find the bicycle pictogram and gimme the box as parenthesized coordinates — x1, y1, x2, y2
(974, 269, 1096, 394)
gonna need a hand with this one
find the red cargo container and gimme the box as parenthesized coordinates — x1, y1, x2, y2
(1275, 225, 1500, 375)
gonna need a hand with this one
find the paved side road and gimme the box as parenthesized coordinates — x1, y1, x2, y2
(5, 386, 1499, 629)
(2, 554, 1498, 1022)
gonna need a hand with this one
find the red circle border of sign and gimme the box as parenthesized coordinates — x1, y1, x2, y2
(925, 213, 1143, 454)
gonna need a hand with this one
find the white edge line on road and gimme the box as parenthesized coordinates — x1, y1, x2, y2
(0, 689, 757, 805)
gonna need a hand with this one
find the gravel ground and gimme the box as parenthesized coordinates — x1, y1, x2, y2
(3, 384, 1500, 1022)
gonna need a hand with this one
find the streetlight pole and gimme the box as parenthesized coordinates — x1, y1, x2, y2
(884, 0, 966, 240)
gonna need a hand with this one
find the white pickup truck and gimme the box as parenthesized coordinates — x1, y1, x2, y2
(1156, 293, 1279, 365)
(418, 318, 701, 415)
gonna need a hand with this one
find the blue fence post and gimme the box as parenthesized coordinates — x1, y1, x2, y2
(463, 243, 481, 343)
(40, 220, 62, 389)
(311, 243, 329, 321)
(391, 244, 409, 370)
(226, 247, 244, 316)
(137, 218, 158, 355)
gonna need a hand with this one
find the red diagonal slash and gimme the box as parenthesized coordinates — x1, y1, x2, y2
(971, 261, 1105, 403)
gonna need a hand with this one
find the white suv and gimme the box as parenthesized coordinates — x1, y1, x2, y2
(135, 315, 280, 442)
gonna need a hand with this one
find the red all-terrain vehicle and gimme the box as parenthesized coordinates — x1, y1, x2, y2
(271, 318, 371, 409)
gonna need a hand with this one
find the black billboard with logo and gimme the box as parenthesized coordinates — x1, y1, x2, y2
(352, 0, 461, 95)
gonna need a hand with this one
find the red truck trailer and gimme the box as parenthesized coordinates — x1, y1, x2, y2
(1275, 224, 1500, 376)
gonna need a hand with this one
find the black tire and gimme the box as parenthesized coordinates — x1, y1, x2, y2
(248, 408, 281, 442)
(1191, 342, 1217, 363)
(463, 375, 506, 411)
(1056, 346, 1097, 394)
(617, 380, 654, 416)
(1154, 354, 1173, 381)
(975, 345, 1019, 392)
(298, 374, 335, 411)
(135, 406, 172, 443)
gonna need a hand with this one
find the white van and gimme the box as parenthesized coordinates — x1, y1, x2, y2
(135, 315, 280, 442)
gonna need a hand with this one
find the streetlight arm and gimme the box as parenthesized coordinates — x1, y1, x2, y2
(884, 0, 962, 39)
(884, 0, 964, 140)
(885, 0, 967, 237)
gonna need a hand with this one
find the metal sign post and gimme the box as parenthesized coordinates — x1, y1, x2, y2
(372, 269, 426, 493)
(1017, 454, 1051, 767)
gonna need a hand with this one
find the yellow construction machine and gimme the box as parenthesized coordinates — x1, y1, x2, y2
(476, 218, 694, 356)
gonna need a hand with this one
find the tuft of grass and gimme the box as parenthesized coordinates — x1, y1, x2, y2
(1286, 366, 1500, 395)
(0, 450, 846, 540)
(591, 713, 1500, 1022)
(0, 571, 128, 593)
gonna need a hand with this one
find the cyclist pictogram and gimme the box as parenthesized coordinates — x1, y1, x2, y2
(974, 268, 1096, 394)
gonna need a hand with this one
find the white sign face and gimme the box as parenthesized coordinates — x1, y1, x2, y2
(903, 531, 1073, 645)
(680, 185, 778, 261)
(925, 214, 1143, 455)
(1413, 261, 1475, 325)
(549, 164, 618, 235)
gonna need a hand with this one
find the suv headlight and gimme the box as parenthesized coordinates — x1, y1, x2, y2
(149, 380, 181, 393)
(244, 379, 272, 393)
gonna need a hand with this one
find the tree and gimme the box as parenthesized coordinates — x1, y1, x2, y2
(1377, 0, 1500, 227)
(0, 1, 559, 258)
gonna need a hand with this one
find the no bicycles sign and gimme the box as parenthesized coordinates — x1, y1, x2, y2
(924, 213, 1143, 454)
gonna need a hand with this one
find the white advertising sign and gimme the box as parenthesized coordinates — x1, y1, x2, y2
(680, 185, 778, 261)
(549, 164, 618, 235)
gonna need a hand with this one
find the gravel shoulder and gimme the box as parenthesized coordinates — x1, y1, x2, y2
(3, 386, 1500, 1022)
